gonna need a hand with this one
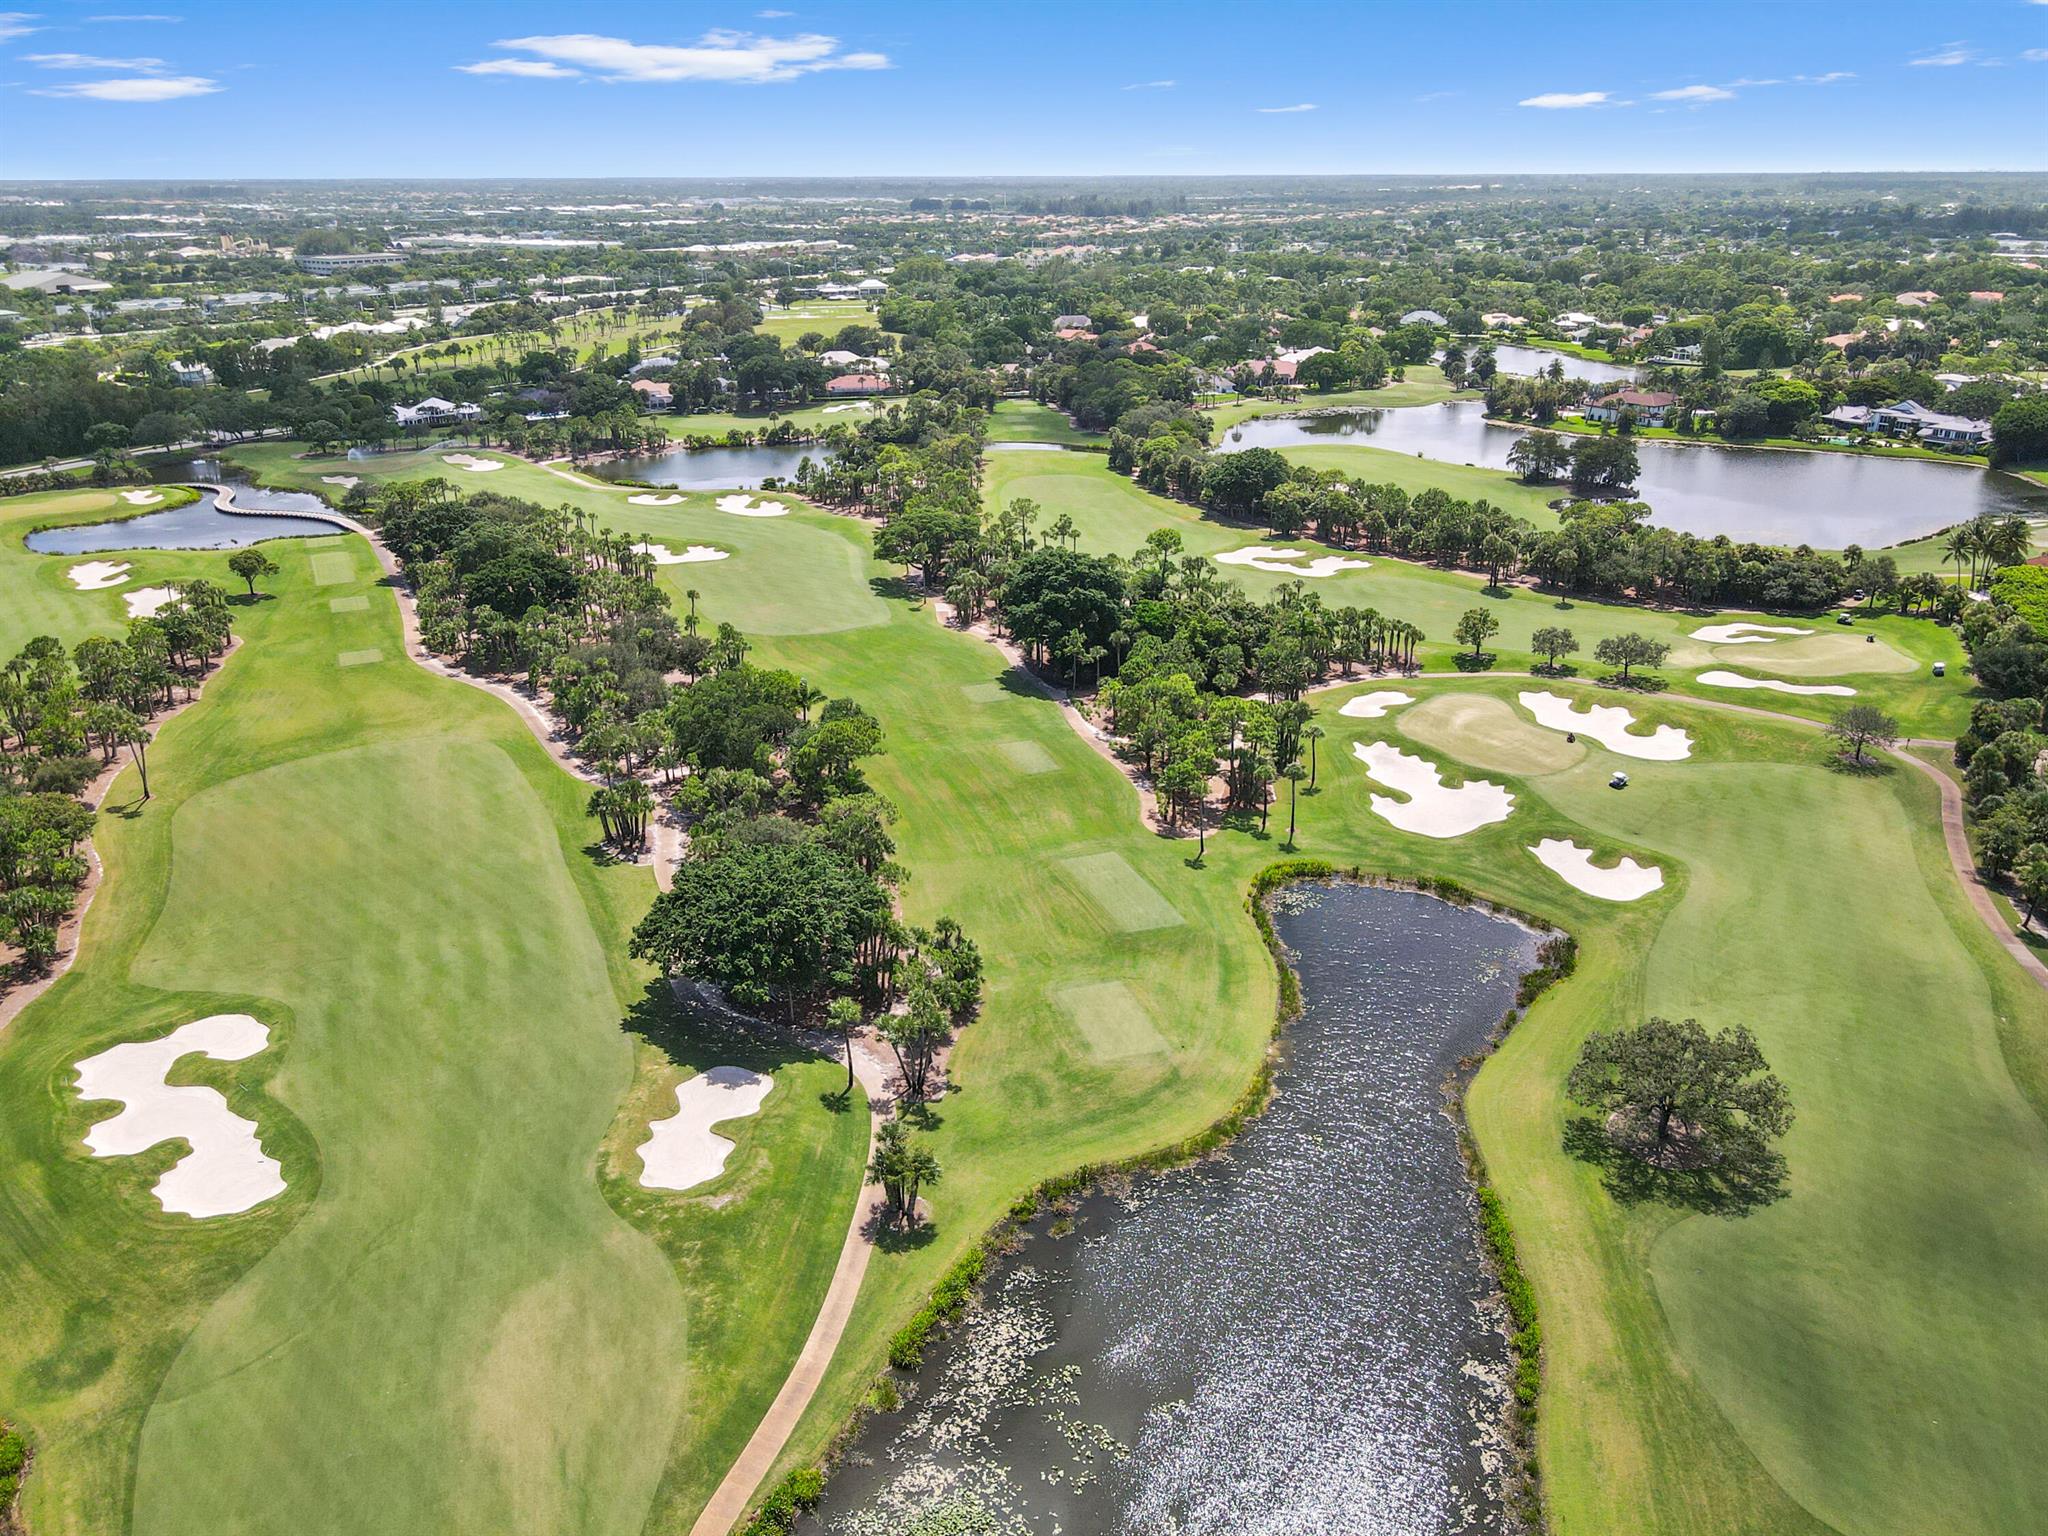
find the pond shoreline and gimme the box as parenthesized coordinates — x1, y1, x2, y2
(799, 865, 1573, 1536)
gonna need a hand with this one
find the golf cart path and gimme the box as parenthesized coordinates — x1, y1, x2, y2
(1891, 741, 2048, 989)
(687, 1037, 893, 1536)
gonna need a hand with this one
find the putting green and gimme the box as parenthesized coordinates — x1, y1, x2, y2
(1399, 692, 1586, 776)
(1715, 632, 1917, 677)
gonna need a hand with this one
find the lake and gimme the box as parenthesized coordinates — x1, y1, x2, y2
(807, 882, 1541, 1536)
(25, 476, 341, 553)
(1220, 402, 2048, 546)
(592, 442, 836, 491)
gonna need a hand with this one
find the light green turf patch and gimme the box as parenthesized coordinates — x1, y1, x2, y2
(305, 536, 344, 549)
(328, 595, 370, 614)
(336, 649, 382, 667)
(961, 681, 1005, 703)
(997, 739, 1058, 775)
(309, 552, 353, 587)
(1055, 980, 1168, 1061)
(1060, 851, 1185, 933)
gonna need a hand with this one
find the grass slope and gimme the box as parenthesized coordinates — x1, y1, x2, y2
(0, 487, 205, 657)
(0, 510, 865, 1534)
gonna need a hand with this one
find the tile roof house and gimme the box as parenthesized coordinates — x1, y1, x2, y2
(1969, 290, 2006, 303)
(1053, 314, 1093, 330)
(1828, 292, 1866, 304)
(825, 373, 890, 396)
(1894, 290, 1939, 308)
(631, 378, 674, 409)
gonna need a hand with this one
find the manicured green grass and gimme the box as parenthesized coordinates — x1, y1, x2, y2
(755, 300, 879, 345)
(227, 443, 887, 638)
(1536, 413, 1991, 467)
(579, 434, 2048, 1533)
(0, 486, 214, 656)
(0, 532, 865, 1534)
(661, 401, 879, 439)
(981, 451, 1973, 735)
(987, 399, 1102, 445)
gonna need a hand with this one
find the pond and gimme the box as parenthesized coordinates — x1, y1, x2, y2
(1477, 343, 1639, 388)
(25, 477, 341, 554)
(1220, 402, 2048, 547)
(808, 883, 1541, 1536)
(591, 442, 837, 491)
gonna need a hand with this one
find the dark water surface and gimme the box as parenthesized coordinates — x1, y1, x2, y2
(810, 883, 1541, 1536)
(1220, 401, 2048, 547)
(25, 471, 339, 553)
(591, 442, 837, 490)
(1452, 342, 1639, 387)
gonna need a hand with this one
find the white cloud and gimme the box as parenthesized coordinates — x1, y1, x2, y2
(26, 51, 167, 69)
(456, 57, 580, 77)
(470, 30, 890, 84)
(2024, 49, 2048, 62)
(32, 72, 216, 99)
(0, 11, 39, 41)
(1123, 78, 1175, 90)
(1909, 41, 1974, 66)
(87, 12, 182, 18)
(1519, 90, 1610, 109)
(1651, 83, 1735, 103)
(756, 8, 792, 15)
(1796, 70, 1856, 83)
(1256, 101, 1317, 113)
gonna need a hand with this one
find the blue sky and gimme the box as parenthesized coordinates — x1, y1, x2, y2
(2, 0, 2047, 179)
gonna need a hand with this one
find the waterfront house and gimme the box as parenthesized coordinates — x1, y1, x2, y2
(1583, 389, 1678, 427)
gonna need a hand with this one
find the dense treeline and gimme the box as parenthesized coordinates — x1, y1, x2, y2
(1, 587, 234, 979)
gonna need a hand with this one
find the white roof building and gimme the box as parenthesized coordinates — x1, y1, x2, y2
(392, 397, 483, 427)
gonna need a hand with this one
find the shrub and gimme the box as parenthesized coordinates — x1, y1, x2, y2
(888, 1246, 988, 1370)
(737, 1466, 825, 1535)
(1991, 565, 2048, 634)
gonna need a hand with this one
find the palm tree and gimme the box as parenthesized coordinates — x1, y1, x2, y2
(1303, 723, 1325, 789)
(1281, 761, 1306, 849)
(1943, 525, 1976, 589)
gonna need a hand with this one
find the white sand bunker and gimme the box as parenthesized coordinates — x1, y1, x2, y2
(124, 586, 178, 619)
(715, 495, 789, 518)
(1692, 622, 1813, 645)
(1339, 690, 1414, 719)
(119, 488, 163, 506)
(74, 1013, 284, 1219)
(68, 560, 132, 590)
(441, 453, 503, 473)
(320, 474, 359, 489)
(637, 1066, 774, 1192)
(821, 403, 869, 414)
(633, 541, 728, 565)
(1530, 838, 1664, 902)
(1697, 669, 1856, 698)
(628, 492, 685, 506)
(1215, 546, 1370, 578)
(1351, 739, 1513, 838)
(1518, 691, 1692, 761)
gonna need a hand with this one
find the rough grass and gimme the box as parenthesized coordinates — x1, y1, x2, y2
(0, 533, 865, 1535)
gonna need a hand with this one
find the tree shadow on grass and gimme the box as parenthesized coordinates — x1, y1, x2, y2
(869, 574, 916, 604)
(1825, 754, 1896, 778)
(867, 1211, 939, 1253)
(1600, 672, 1670, 693)
(619, 977, 826, 1079)
(225, 591, 278, 608)
(1452, 651, 1498, 672)
(1562, 1117, 1789, 1217)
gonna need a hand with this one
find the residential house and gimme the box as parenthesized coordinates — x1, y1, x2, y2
(631, 378, 674, 410)
(1479, 311, 1527, 328)
(170, 359, 214, 387)
(1827, 292, 1865, 304)
(1969, 290, 2005, 304)
(1583, 389, 1679, 427)
(1399, 308, 1447, 326)
(392, 396, 483, 428)
(824, 373, 890, 396)
(818, 349, 865, 368)
(1894, 290, 1939, 308)
(1821, 404, 1874, 431)
(1053, 314, 1093, 330)
(628, 356, 676, 376)
(1868, 400, 1991, 448)
(1054, 327, 1097, 342)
